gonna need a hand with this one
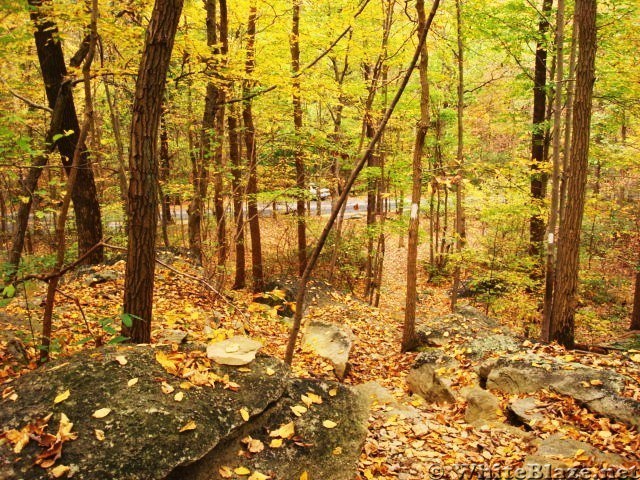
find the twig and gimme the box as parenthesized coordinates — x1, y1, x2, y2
(54, 287, 94, 338)
(1, 77, 52, 113)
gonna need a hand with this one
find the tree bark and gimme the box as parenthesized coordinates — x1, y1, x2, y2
(549, 0, 597, 349)
(290, 0, 307, 276)
(28, 0, 103, 264)
(529, 0, 553, 258)
(122, 0, 184, 343)
(402, 0, 430, 353)
(229, 105, 246, 290)
(450, 0, 466, 312)
(631, 268, 640, 330)
(243, 0, 264, 292)
(541, 0, 566, 342)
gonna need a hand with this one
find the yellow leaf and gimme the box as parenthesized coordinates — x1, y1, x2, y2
(597, 430, 612, 439)
(4, 429, 29, 454)
(155, 351, 179, 375)
(95, 429, 105, 441)
(322, 420, 337, 429)
(58, 413, 77, 442)
(219, 466, 233, 478)
(269, 421, 295, 439)
(174, 391, 184, 402)
(248, 472, 269, 480)
(54, 390, 70, 404)
(332, 447, 342, 455)
(239, 367, 252, 372)
(266, 367, 276, 376)
(242, 436, 265, 453)
(269, 438, 283, 448)
(51, 464, 70, 478)
(180, 381, 194, 390)
(305, 392, 322, 405)
(300, 472, 309, 480)
(290, 405, 308, 417)
(630, 353, 640, 362)
(328, 388, 338, 397)
(115, 355, 128, 366)
(363, 470, 374, 480)
(234, 466, 251, 475)
(161, 382, 175, 394)
(179, 420, 197, 432)
(240, 407, 250, 422)
(92, 408, 112, 419)
(590, 379, 603, 386)
(127, 378, 139, 387)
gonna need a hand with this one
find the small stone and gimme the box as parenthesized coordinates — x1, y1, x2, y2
(207, 336, 263, 366)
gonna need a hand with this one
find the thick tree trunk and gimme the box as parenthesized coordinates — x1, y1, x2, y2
(243, 0, 264, 292)
(123, 0, 184, 343)
(529, 0, 553, 258)
(549, 0, 597, 349)
(28, 0, 103, 264)
(402, 0, 430, 352)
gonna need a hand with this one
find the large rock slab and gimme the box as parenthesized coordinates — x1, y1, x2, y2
(0, 345, 367, 480)
(463, 387, 501, 426)
(206, 336, 263, 366)
(524, 434, 627, 470)
(483, 353, 640, 427)
(303, 321, 354, 380)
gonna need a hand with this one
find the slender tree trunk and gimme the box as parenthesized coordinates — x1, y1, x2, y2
(41, 0, 97, 362)
(285, 0, 440, 364)
(541, 0, 566, 342)
(290, 0, 306, 276)
(229, 105, 246, 290)
(243, 0, 264, 292)
(159, 107, 172, 248)
(529, 0, 553, 259)
(631, 267, 640, 330)
(28, 0, 103, 264)
(402, 0, 430, 353)
(549, 0, 597, 349)
(450, 0, 466, 312)
(122, 0, 184, 343)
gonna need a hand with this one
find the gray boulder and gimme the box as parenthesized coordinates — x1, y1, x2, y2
(463, 387, 501, 425)
(524, 434, 627, 470)
(406, 361, 455, 404)
(0, 345, 368, 480)
(483, 353, 640, 428)
(303, 321, 354, 380)
(507, 397, 545, 427)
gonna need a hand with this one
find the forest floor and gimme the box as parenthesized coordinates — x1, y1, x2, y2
(1, 230, 640, 479)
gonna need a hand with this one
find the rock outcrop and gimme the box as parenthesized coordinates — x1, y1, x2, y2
(0, 344, 368, 480)
(303, 321, 354, 380)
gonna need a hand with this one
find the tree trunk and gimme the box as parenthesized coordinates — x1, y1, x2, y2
(631, 268, 640, 330)
(291, 0, 307, 276)
(529, 0, 553, 258)
(123, 0, 184, 343)
(402, 0, 430, 353)
(542, 0, 566, 342)
(159, 107, 172, 248)
(243, 0, 264, 292)
(28, 0, 103, 264)
(229, 105, 246, 290)
(549, 0, 597, 349)
(450, 0, 466, 312)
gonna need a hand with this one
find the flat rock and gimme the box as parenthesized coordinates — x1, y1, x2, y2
(354, 382, 419, 419)
(507, 397, 545, 427)
(206, 336, 262, 366)
(524, 434, 627, 469)
(483, 353, 640, 427)
(0, 346, 368, 480)
(303, 321, 354, 380)
(463, 387, 501, 426)
(406, 362, 455, 404)
(155, 329, 188, 345)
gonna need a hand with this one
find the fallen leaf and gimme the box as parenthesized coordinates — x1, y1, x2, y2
(174, 391, 184, 402)
(269, 438, 283, 448)
(115, 355, 128, 366)
(269, 421, 295, 439)
(2, 428, 30, 453)
(328, 388, 337, 397)
(92, 408, 112, 419)
(219, 466, 233, 478)
(322, 420, 337, 429)
(161, 382, 175, 394)
(290, 405, 308, 417)
(127, 378, 139, 387)
(266, 367, 276, 376)
(630, 354, 640, 362)
(305, 392, 323, 405)
(54, 390, 70, 404)
(241, 436, 265, 453)
(590, 379, 603, 386)
(95, 429, 105, 441)
(240, 407, 250, 422)
(333, 447, 342, 455)
(51, 464, 70, 478)
(179, 420, 197, 432)
(234, 466, 251, 475)
(300, 472, 309, 480)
